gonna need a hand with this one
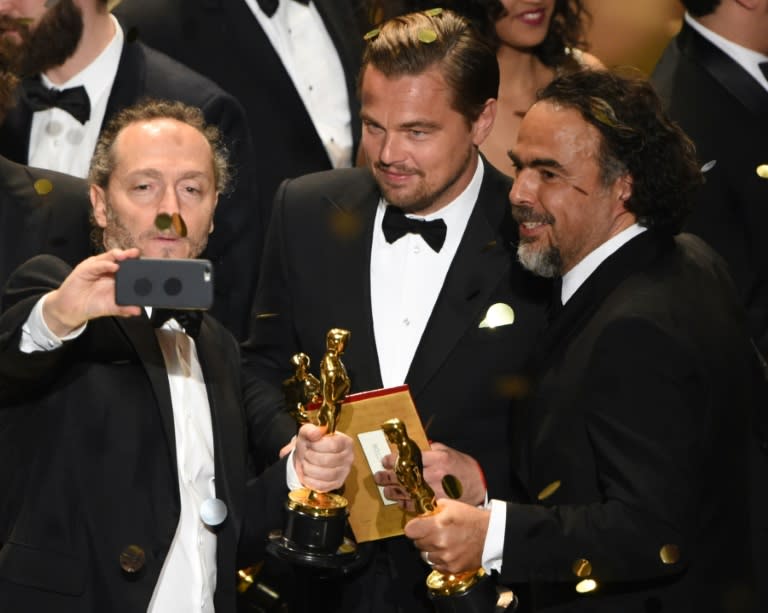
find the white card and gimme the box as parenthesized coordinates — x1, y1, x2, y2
(357, 429, 398, 506)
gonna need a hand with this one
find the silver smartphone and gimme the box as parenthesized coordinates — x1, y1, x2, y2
(115, 258, 214, 309)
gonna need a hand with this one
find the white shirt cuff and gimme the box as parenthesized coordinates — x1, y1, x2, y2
(481, 498, 507, 572)
(285, 447, 303, 491)
(20, 294, 87, 353)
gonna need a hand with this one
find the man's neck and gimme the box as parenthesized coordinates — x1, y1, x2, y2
(694, 7, 768, 56)
(44, 9, 115, 85)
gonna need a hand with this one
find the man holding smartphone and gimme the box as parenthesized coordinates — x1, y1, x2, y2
(0, 99, 354, 613)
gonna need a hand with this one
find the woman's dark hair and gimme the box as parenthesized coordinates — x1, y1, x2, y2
(367, 0, 591, 67)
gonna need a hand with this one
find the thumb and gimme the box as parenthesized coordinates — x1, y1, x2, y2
(298, 422, 327, 443)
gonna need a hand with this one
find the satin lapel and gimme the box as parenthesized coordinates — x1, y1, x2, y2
(115, 315, 179, 473)
(535, 231, 669, 372)
(0, 88, 33, 163)
(405, 164, 514, 398)
(194, 316, 245, 541)
(325, 173, 383, 391)
(678, 23, 768, 121)
(104, 40, 145, 121)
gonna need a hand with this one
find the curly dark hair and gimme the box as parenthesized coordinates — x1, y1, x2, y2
(366, 0, 590, 68)
(537, 69, 702, 234)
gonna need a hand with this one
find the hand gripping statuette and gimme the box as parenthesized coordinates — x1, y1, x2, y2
(381, 418, 517, 612)
(268, 328, 359, 571)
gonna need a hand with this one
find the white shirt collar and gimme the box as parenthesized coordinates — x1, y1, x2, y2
(685, 13, 768, 91)
(561, 223, 646, 304)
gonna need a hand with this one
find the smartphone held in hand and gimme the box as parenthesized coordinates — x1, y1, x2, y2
(115, 258, 214, 309)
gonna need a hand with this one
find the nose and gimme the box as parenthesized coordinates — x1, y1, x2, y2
(378, 132, 406, 167)
(509, 168, 537, 206)
(157, 185, 182, 216)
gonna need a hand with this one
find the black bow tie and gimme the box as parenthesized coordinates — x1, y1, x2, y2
(381, 205, 447, 252)
(256, 0, 310, 17)
(759, 61, 768, 81)
(21, 77, 91, 124)
(150, 308, 203, 338)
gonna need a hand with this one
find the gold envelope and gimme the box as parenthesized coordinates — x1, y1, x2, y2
(336, 385, 429, 543)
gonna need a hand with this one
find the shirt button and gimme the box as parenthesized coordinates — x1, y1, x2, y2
(403, 318, 410, 327)
(413, 244, 421, 254)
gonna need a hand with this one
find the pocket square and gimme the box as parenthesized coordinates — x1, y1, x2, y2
(479, 303, 515, 329)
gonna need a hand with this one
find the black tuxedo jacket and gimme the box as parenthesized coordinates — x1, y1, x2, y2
(0, 39, 261, 340)
(242, 163, 547, 611)
(0, 155, 92, 289)
(0, 255, 287, 613)
(500, 232, 761, 611)
(113, 0, 363, 215)
(651, 22, 768, 356)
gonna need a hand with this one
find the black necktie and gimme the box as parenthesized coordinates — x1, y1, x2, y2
(150, 309, 203, 339)
(256, 0, 310, 17)
(381, 205, 447, 253)
(759, 61, 768, 81)
(21, 77, 91, 124)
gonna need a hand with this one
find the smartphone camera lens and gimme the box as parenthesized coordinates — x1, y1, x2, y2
(164, 277, 183, 296)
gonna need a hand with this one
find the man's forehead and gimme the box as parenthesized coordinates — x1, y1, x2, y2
(518, 102, 600, 157)
(112, 118, 214, 168)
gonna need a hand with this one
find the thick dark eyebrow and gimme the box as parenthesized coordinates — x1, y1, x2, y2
(507, 150, 588, 194)
(399, 120, 440, 131)
(507, 151, 567, 174)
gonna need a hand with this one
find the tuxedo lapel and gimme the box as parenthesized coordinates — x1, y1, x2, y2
(535, 231, 670, 372)
(0, 89, 33, 163)
(115, 315, 179, 473)
(323, 174, 383, 391)
(677, 23, 768, 121)
(406, 163, 514, 398)
(104, 41, 146, 121)
(195, 316, 245, 541)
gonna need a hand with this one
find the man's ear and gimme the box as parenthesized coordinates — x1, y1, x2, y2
(615, 174, 633, 210)
(471, 98, 497, 147)
(90, 185, 108, 228)
(209, 194, 218, 234)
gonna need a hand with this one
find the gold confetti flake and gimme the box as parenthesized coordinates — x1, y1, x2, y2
(417, 28, 438, 44)
(155, 212, 188, 237)
(537, 480, 561, 501)
(660, 544, 680, 565)
(572, 558, 592, 578)
(364, 28, 380, 41)
(575, 579, 598, 594)
(33, 178, 53, 196)
(424, 8, 443, 16)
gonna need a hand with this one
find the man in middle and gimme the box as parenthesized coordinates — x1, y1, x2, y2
(242, 9, 547, 612)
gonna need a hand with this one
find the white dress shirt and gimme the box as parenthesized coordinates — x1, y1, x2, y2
(685, 13, 768, 93)
(244, 0, 353, 168)
(481, 223, 647, 572)
(20, 298, 304, 611)
(370, 159, 484, 388)
(28, 15, 123, 178)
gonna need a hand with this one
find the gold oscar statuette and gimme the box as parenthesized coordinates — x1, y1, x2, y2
(381, 418, 516, 612)
(267, 328, 359, 571)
